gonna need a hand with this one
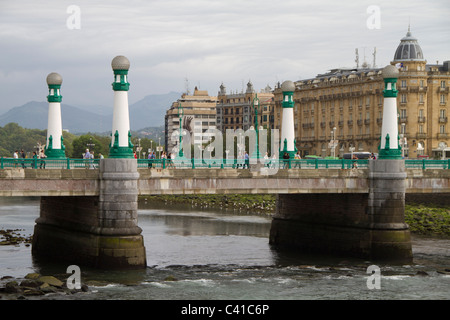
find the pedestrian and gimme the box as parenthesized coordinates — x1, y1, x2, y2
(134, 151, 137, 159)
(271, 154, 277, 168)
(264, 152, 270, 168)
(84, 149, 91, 169)
(13, 150, 18, 168)
(21, 149, 26, 169)
(283, 152, 290, 169)
(294, 151, 301, 168)
(148, 151, 155, 168)
(352, 154, 358, 169)
(31, 151, 38, 169)
(99, 153, 104, 159)
(39, 150, 46, 169)
(244, 152, 249, 169)
(90, 151, 95, 169)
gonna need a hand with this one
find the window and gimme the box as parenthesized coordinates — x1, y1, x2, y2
(419, 94, 424, 104)
(419, 125, 423, 133)
(441, 94, 446, 104)
(420, 80, 424, 88)
(440, 125, 446, 134)
(441, 81, 446, 89)
(400, 109, 407, 119)
(401, 80, 407, 88)
(401, 94, 407, 103)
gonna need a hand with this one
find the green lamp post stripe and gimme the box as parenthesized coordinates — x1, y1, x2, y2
(47, 84, 62, 103)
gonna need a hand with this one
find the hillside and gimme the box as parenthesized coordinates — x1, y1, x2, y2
(0, 91, 182, 133)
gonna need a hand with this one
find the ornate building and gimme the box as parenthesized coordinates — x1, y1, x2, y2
(273, 28, 450, 158)
(216, 81, 274, 133)
(164, 87, 217, 155)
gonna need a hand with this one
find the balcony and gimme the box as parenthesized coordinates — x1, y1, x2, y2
(418, 116, 426, 123)
(439, 117, 448, 123)
(398, 117, 408, 124)
(347, 120, 353, 126)
(416, 133, 427, 139)
(437, 133, 449, 139)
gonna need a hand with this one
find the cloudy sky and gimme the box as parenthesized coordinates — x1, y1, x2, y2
(0, 0, 449, 114)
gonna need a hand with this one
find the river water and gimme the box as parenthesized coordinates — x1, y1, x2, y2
(0, 197, 449, 303)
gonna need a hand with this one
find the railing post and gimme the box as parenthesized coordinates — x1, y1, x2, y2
(1, 157, 3, 169)
(162, 158, 166, 169)
(315, 158, 318, 169)
(67, 158, 70, 169)
(341, 159, 345, 169)
(422, 159, 425, 170)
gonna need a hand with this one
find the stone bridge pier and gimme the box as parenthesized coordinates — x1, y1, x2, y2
(269, 159, 413, 263)
(31, 159, 146, 269)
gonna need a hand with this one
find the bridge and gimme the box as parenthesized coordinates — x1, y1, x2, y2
(1, 157, 448, 269)
(0, 158, 449, 196)
(13, 62, 445, 270)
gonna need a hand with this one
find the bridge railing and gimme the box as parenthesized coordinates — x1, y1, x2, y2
(1, 157, 450, 170)
(404, 159, 450, 169)
(136, 158, 370, 169)
(0, 158, 100, 169)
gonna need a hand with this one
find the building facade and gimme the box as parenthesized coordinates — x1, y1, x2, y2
(164, 87, 217, 155)
(273, 28, 450, 158)
(216, 81, 275, 133)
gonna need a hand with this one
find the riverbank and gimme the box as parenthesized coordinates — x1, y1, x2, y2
(140, 195, 450, 237)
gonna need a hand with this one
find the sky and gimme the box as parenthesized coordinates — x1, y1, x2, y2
(0, 0, 449, 114)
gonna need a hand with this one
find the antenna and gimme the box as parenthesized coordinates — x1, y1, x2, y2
(372, 47, 377, 68)
(184, 78, 190, 95)
(355, 48, 359, 68)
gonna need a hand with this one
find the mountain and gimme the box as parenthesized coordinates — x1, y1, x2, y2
(0, 92, 182, 133)
(0, 101, 112, 133)
(129, 91, 181, 129)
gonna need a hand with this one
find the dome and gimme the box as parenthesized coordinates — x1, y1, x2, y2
(382, 65, 399, 79)
(111, 55, 130, 70)
(281, 80, 295, 92)
(46, 72, 63, 85)
(393, 27, 425, 62)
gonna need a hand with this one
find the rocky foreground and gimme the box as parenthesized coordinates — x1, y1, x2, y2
(0, 272, 89, 300)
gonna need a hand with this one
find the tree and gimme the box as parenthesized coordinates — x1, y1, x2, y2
(71, 134, 109, 158)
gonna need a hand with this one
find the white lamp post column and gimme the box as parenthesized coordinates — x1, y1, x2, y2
(45, 72, 66, 159)
(109, 55, 134, 158)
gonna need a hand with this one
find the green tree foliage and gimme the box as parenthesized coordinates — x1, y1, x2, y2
(71, 134, 110, 158)
(0, 123, 159, 159)
(0, 123, 47, 157)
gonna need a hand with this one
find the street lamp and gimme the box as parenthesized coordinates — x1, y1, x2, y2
(87, 137, 95, 153)
(178, 102, 184, 158)
(329, 127, 337, 158)
(251, 94, 261, 159)
(136, 138, 142, 159)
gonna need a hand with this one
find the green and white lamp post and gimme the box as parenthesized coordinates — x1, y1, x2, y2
(45, 72, 66, 159)
(279, 80, 297, 159)
(109, 55, 134, 158)
(251, 94, 262, 159)
(378, 65, 402, 159)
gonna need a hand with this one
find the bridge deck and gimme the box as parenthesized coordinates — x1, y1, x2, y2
(0, 165, 449, 196)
